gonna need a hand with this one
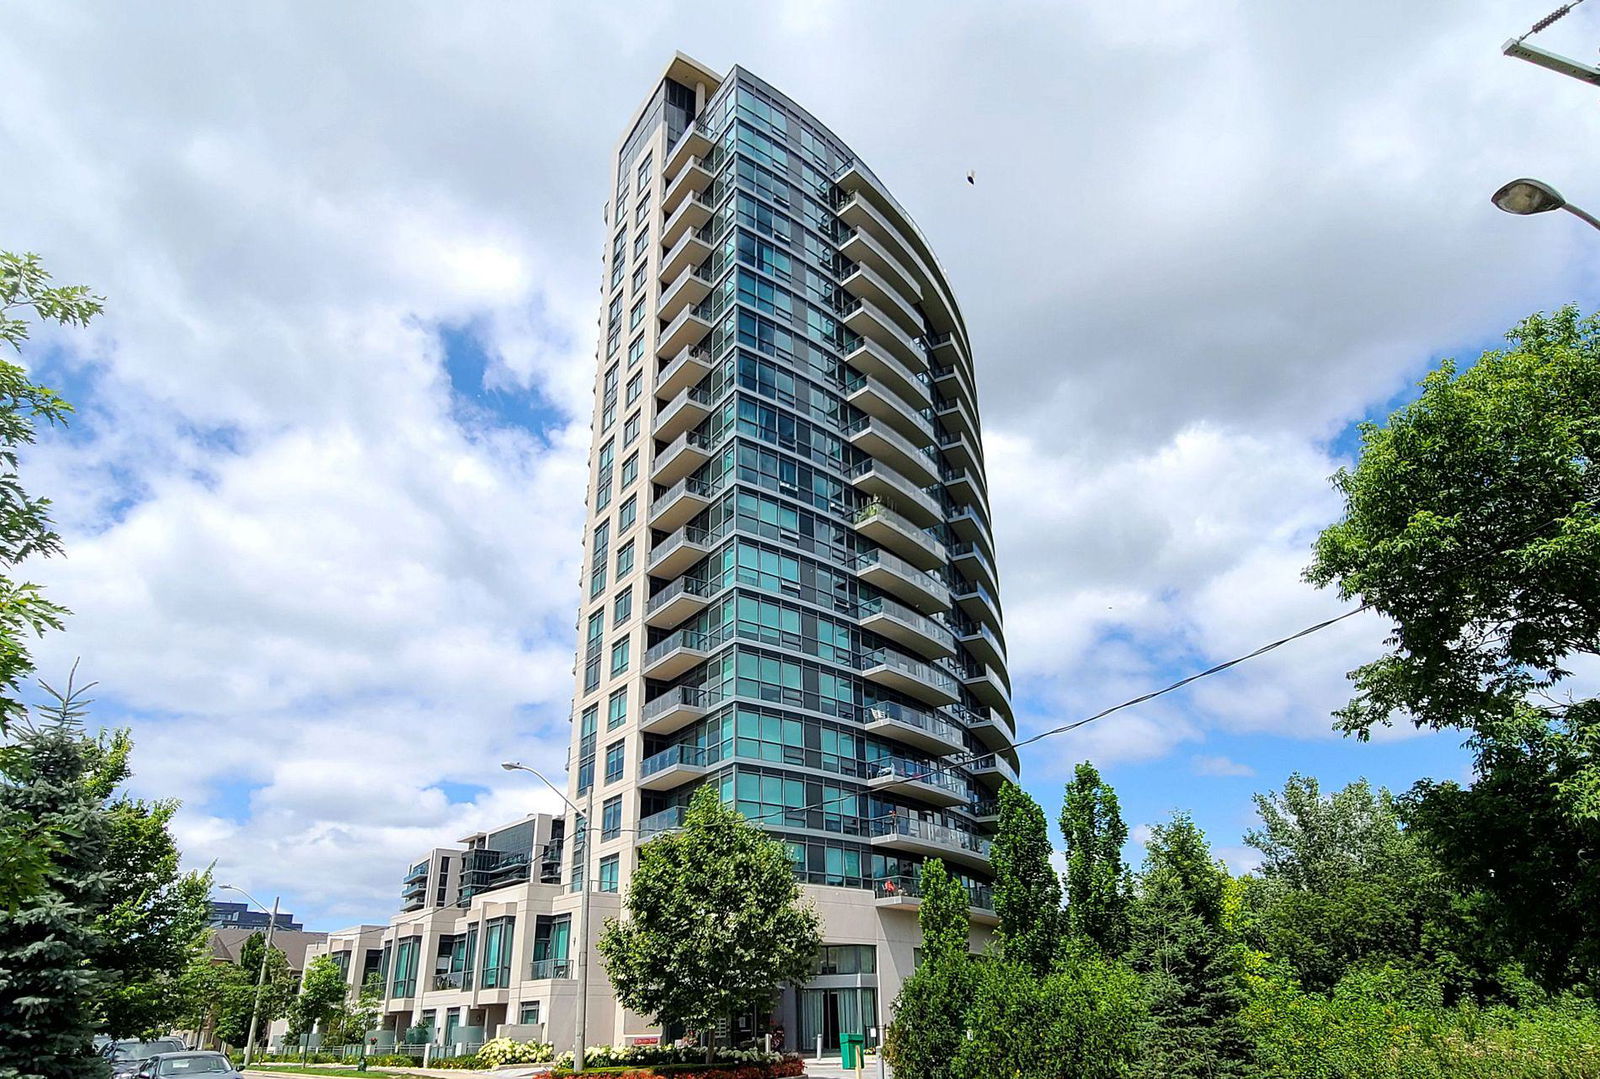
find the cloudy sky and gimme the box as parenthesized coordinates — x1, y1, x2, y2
(4, 1, 1600, 927)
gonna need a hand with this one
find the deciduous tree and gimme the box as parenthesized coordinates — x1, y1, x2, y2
(990, 781, 1061, 976)
(883, 859, 972, 1079)
(1060, 761, 1130, 956)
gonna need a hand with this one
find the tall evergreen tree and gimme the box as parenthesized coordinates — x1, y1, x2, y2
(883, 860, 972, 1079)
(991, 781, 1062, 976)
(1126, 814, 1252, 1079)
(1060, 761, 1131, 955)
(0, 688, 112, 1078)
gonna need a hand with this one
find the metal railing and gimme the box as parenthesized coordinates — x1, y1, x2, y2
(530, 959, 574, 980)
(872, 758, 969, 799)
(858, 594, 956, 651)
(865, 700, 965, 746)
(649, 475, 719, 520)
(859, 646, 960, 697)
(643, 685, 716, 720)
(639, 805, 687, 838)
(868, 814, 992, 859)
(640, 743, 712, 778)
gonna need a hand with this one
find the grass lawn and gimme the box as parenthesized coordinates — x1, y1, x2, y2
(241, 1068, 411, 1078)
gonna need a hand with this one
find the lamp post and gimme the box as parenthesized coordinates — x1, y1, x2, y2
(219, 884, 281, 1068)
(1492, 177, 1600, 232)
(502, 761, 593, 1072)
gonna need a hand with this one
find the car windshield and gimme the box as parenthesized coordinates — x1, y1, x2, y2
(158, 1059, 229, 1075)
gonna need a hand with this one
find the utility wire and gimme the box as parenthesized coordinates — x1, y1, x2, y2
(1517, 0, 1588, 43)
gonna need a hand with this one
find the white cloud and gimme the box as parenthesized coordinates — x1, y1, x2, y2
(1192, 755, 1255, 778)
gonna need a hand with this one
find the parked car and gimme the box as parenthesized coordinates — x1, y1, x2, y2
(133, 1052, 240, 1079)
(103, 1039, 188, 1077)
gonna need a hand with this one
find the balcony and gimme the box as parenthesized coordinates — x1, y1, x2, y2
(844, 335, 928, 411)
(855, 547, 951, 614)
(949, 540, 999, 596)
(968, 752, 1021, 790)
(529, 959, 574, 981)
(949, 502, 994, 550)
(935, 389, 980, 444)
(638, 805, 686, 839)
(639, 744, 713, 791)
(645, 575, 718, 629)
(838, 224, 920, 302)
(834, 166, 966, 341)
(641, 686, 712, 735)
(840, 260, 923, 337)
(954, 578, 1003, 635)
(839, 297, 923, 373)
(663, 191, 715, 248)
(859, 594, 955, 659)
(663, 155, 714, 213)
(850, 461, 942, 528)
(431, 972, 468, 992)
(854, 501, 943, 570)
(960, 662, 1011, 709)
(843, 373, 934, 444)
(649, 476, 716, 531)
(967, 799, 1000, 825)
(666, 119, 715, 177)
(929, 353, 976, 407)
(656, 344, 714, 399)
(965, 706, 1016, 754)
(647, 525, 720, 579)
(864, 700, 966, 756)
(659, 263, 715, 322)
(956, 618, 1006, 670)
(859, 647, 960, 706)
(873, 874, 999, 926)
(656, 302, 714, 359)
(655, 385, 715, 441)
(868, 759, 969, 808)
(660, 224, 715, 283)
(938, 429, 982, 474)
(868, 815, 992, 872)
(642, 628, 721, 680)
(842, 417, 939, 487)
(924, 330, 973, 374)
(940, 465, 986, 508)
(650, 431, 714, 486)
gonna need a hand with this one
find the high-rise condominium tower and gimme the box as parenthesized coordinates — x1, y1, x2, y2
(567, 53, 1016, 1050)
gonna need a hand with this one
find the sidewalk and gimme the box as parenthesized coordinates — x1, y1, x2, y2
(803, 1055, 890, 1079)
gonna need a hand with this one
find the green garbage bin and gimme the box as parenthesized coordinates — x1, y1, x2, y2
(840, 1032, 865, 1068)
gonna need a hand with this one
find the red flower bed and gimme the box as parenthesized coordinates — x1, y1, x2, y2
(553, 1060, 805, 1079)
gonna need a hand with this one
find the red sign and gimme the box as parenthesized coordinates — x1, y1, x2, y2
(629, 1036, 660, 1046)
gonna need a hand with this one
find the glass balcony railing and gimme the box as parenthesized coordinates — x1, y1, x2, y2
(639, 805, 687, 838)
(643, 626, 728, 667)
(530, 959, 574, 980)
(872, 758, 969, 799)
(645, 575, 719, 615)
(858, 594, 956, 650)
(873, 873, 994, 912)
(868, 815, 991, 859)
(640, 743, 712, 778)
(865, 700, 966, 747)
(859, 646, 960, 697)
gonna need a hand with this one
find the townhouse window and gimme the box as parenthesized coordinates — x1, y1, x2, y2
(481, 916, 514, 989)
(601, 795, 622, 840)
(616, 538, 635, 575)
(598, 854, 620, 893)
(607, 687, 627, 730)
(520, 1002, 541, 1025)
(612, 586, 632, 626)
(604, 740, 625, 784)
(609, 638, 630, 676)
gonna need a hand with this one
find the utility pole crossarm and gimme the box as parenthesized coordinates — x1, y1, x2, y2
(1503, 38, 1600, 87)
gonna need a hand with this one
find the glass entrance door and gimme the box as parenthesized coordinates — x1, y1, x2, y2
(797, 988, 877, 1053)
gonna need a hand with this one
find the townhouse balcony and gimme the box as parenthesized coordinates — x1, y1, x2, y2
(645, 575, 718, 629)
(838, 223, 920, 302)
(849, 461, 942, 528)
(638, 805, 686, 839)
(656, 302, 714, 359)
(864, 700, 966, 756)
(855, 547, 951, 614)
(844, 334, 928, 411)
(938, 429, 982, 474)
(960, 662, 1011, 710)
(859, 594, 956, 659)
(529, 959, 575, 981)
(659, 262, 715, 322)
(660, 224, 715, 283)
(968, 751, 1022, 790)
(854, 501, 943, 571)
(953, 577, 1003, 635)
(642, 628, 720, 680)
(955, 618, 1006, 670)
(949, 540, 999, 596)
(873, 873, 998, 925)
(842, 417, 939, 488)
(867, 759, 969, 808)
(647, 525, 719, 579)
(663, 191, 715, 248)
(666, 119, 716, 178)
(641, 686, 712, 736)
(655, 344, 714, 399)
(843, 373, 934, 445)
(650, 431, 715, 486)
(639, 743, 712, 791)
(868, 815, 992, 872)
(662, 154, 714, 213)
(965, 706, 1016, 754)
(431, 972, 468, 992)
(840, 259, 923, 338)
(859, 647, 960, 706)
(654, 384, 714, 441)
(649, 476, 716, 531)
(839, 296, 923, 373)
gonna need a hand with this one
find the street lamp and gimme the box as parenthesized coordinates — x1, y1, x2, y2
(1492, 177, 1600, 232)
(502, 761, 593, 1073)
(218, 883, 281, 1068)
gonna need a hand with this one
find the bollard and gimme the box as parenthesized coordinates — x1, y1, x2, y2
(817, 1034, 824, 1061)
(764, 1034, 771, 1055)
